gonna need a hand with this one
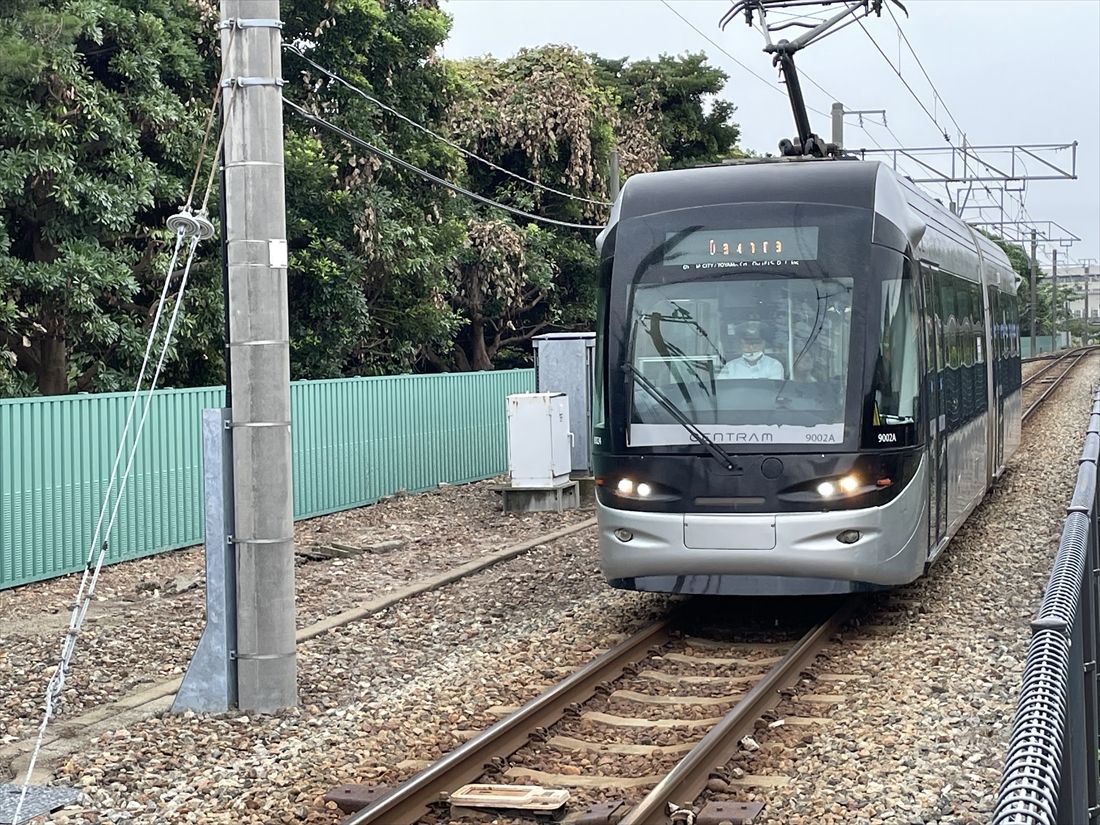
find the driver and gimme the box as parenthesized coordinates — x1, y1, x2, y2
(719, 321, 784, 379)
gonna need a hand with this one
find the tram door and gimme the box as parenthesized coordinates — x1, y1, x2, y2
(924, 264, 948, 549)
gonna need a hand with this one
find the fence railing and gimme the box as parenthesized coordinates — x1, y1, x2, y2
(0, 369, 534, 590)
(994, 390, 1100, 824)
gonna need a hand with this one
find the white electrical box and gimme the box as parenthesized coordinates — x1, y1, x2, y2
(507, 393, 572, 488)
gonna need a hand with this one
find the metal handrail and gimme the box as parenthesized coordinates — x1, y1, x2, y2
(993, 391, 1100, 824)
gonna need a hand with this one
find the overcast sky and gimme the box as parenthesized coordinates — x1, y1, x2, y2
(441, 0, 1100, 269)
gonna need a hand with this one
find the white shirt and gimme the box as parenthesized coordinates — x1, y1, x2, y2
(719, 354, 785, 379)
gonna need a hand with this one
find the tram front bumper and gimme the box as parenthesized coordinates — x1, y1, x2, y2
(598, 461, 927, 590)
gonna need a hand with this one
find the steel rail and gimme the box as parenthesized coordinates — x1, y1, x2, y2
(1022, 348, 1083, 391)
(1024, 350, 1088, 421)
(341, 619, 673, 825)
(618, 596, 861, 825)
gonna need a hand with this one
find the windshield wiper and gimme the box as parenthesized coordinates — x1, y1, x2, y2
(624, 363, 736, 471)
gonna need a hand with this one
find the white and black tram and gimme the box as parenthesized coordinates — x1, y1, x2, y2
(592, 159, 1021, 595)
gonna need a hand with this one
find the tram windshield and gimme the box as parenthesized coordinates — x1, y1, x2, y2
(627, 274, 854, 447)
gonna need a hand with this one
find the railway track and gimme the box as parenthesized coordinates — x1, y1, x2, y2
(316, 353, 1092, 825)
(1022, 346, 1092, 421)
(328, 597, 860, 825)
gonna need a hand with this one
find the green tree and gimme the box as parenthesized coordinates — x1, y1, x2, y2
(989, 234, 1078, 342)
(592, 53, 741, 173)
(438, 47, 742, 371)
(280, 0, 467, 377)
(0, 0, 214, 396)
(437, 46, 616, 371)
(0, 3, 747, 390)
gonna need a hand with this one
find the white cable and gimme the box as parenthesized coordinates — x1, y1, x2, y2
(12, 66, 231, 825)
(76, 229, 186, 584)
(11, 235, 202, 823)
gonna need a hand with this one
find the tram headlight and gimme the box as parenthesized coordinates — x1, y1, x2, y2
(608, 477, 679, 502)
(818, 475, 860, 499)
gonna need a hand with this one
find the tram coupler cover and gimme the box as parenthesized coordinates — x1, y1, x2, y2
(696, 800, 765, 824)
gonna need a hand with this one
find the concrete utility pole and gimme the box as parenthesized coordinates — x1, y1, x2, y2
(1051, 248, 1059, 353)
(221, 0, 297, 710)
(1030, 230, 1038, 344)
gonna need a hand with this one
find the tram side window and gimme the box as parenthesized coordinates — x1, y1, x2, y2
(1007, 293, 1022, 391)
(939, 274, 961, 431)
(957, 282, 974, 420)
(872, 277, 920, 428)
(972, 281, 987, 414)
(990, 288, 1002, 396)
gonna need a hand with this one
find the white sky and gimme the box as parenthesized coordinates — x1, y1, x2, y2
(441, 0, 1100, 267)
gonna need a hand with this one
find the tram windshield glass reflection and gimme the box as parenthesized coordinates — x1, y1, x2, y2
(627, 274, 854, 446)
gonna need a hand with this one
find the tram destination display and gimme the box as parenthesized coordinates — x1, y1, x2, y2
(664, 226, 819, 266)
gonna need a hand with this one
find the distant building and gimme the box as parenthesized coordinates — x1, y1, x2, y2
(1049, 264, 1099, 320)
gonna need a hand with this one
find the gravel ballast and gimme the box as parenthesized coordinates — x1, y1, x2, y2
(1, 358, 1095, 824)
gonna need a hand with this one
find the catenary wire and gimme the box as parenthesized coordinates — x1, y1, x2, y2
(884, 3, 964, 143)
(855, 13, 946, 140)
(283, 44, 611, 208)
(661, 1, 788, 98)
(282, 97, 604, 231)
(854, 12, 1034, 224)
(661, 1, 833, 119)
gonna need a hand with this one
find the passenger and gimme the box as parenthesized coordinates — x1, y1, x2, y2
(719, 322, 784, 379)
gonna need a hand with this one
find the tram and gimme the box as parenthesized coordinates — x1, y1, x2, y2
(592, 158, 1021, 595)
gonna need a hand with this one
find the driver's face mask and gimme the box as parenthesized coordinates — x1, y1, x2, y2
(741, 341, 764, 363)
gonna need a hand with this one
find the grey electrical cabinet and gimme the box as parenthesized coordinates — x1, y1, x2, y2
(533, 332, 596, 475)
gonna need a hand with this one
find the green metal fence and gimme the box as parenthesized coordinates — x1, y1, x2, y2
(0, 370, 534, 590)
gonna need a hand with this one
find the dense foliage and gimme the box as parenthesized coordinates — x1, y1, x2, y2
(989, 235, 1078, 339)
(0, 0, 214, 396)
(0, 0, 743, 395)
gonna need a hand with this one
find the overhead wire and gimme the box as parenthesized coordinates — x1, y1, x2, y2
(283, 44, 611, 208)
(884, 3, 964, 144)
(282, 97, 604, 231)
(854, 13, 947, 141)
(854, 11, 1039, 233)
(660, 1, 832, 118)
